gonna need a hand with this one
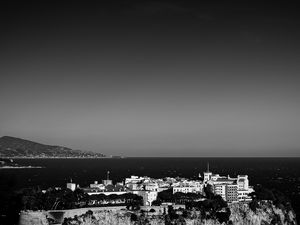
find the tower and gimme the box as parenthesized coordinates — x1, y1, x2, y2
(102, 170, 113, 186)
(203, 162, 212, 182)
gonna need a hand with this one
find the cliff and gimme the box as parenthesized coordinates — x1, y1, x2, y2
(19, 201, 297, 225)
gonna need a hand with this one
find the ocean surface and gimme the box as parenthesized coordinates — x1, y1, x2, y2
(1, 157, 300, 220)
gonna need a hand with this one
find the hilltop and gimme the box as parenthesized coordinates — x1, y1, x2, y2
(0, 136, 106, 158)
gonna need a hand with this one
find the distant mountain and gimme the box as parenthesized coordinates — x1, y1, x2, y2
(0, 136, 106, 158)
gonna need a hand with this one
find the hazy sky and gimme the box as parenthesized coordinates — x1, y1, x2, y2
(1, 1, 300, 156)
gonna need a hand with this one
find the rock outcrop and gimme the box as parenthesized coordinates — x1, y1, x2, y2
(20, 200, 296, 225)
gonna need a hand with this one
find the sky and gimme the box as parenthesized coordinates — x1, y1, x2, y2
(0, 1, 300, 157)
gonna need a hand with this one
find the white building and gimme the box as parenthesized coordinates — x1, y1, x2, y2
(86, 190, 127, 196)
(173, 186, 198, 194)
(90, 181, 105, 190)
(173, 180, 203, 194)
(66, 182, 76, 191)
(214, 183, 226, 200)
(213, 182, 239, 202)
(144, 182, 159, 192)
(102, 179, 113, 186)
(203, 163, 213, 182)
(237, 175, 249, 190)
(133, 190, 158, 206)
(125, 175, 146, 184)
(238, 189, 253, 201)
(203, 171, 212, 183)
(204, 168, 254, 203)
(226, 184, 238, 203)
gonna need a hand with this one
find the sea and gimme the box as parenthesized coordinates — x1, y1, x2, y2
(1, 157, 300, 221)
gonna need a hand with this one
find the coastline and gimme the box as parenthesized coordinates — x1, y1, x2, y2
(0, 166, 44, 169)
(0, 156, 124, 159)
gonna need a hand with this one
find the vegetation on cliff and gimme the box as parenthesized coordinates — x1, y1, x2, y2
(1, 183, 297, 225)
(58, 185, 297, 225)
(59, 199, 297, 225)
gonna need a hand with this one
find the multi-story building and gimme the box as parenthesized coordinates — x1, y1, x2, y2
(226, 184, 238, 202)
(213, 183, 227, 200)
(84, 184, 128, 196)
(90, 181, 105, 190)
(238, 189, 253, 202)
(237, 175, 249, 189)
(205, 168, 254, 203)
(125, 175, 147, 184)
(66, 182, 77, 191)
(66, 179, 77, 191)
(144, 182, 159, 192)
(173, 180, 203, 194)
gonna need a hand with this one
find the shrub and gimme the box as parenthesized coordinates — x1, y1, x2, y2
(130, 213, 138, 221)
(249, 199, 259, 212)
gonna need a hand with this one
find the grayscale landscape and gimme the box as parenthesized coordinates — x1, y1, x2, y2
(0, 1, 299, 225)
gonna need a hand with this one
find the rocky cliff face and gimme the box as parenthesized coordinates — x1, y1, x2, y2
(19, 201, 297, 225)
(90, 204, 296, 225)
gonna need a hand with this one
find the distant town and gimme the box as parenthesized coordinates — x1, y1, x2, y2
(13, 163, 296, 225)
(65, 164, 254, 207)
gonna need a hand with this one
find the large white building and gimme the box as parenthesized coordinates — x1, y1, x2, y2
(124, 176, 160, 206)
(226, 184, 238, 202)
(173, 180, 203, 194)
(236, 175, 253, 201)
(144, 182, 159, 192)
(84, 184, 128, 196)
(203, 166, 254, 203)
(237, 175, 249, 189)
(214, 183, 227, 200)
(125, 175, 148, 184)
(66, 182, 76, 191)
(90, 181, 105, 190)
(66, 179, 78, 191)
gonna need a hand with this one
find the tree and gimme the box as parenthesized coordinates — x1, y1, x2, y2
(152, 199, 162, 206)
(130, 213, 138, 221)
(168, 205, 179, 220)
(216, 208, 231, 224)
(249, 199, 259, 212)
(204, 184, 214, 199)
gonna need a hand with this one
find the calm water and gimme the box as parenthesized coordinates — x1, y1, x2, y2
(1, 158, 300, 219)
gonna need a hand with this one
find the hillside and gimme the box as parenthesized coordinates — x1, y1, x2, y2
(0, 136, 106, 158)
